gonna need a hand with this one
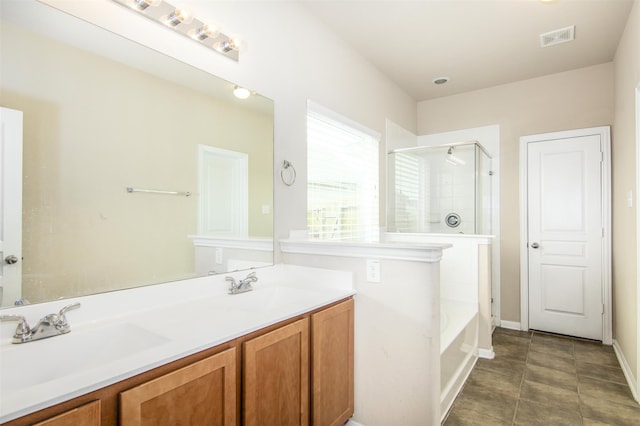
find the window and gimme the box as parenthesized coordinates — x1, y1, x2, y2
(389, 151, 424, 232)
(307, 102, 379, 241)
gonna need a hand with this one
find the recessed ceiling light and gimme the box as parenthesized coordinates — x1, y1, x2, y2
(433, 77, 449, 85)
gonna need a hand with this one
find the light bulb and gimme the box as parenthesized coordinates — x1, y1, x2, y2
(192, 23, 220, 40)
(233, 86, 251, 99)
(216, 40, 233, 53)
(132, 0, 161, 11)
(166, 6, 194, 27)
(229, 36, 243, 50)
(216, 36, 242, 53)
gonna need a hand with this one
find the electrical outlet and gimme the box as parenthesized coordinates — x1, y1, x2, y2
(366, 259, 381, 283)
(215, 248, 223, 264)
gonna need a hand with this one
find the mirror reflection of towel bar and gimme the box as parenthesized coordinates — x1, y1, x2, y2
(126, 187, 191, 197)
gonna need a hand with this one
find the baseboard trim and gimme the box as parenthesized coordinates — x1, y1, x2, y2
(612, 339, 640, 403)
(345, 420, 363, 426)
(441, 354, 478, 424)
(492, 315, 500, 328)
(499, 320, 521, 331)
(478, 347, 495, 359)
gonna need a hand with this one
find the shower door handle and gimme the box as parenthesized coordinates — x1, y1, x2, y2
(530, 242, 539, 249)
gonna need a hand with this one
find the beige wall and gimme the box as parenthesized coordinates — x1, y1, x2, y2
(417, 62, 615, 322)
(613, 0, 640, 380)
(1, 22, 273, 302)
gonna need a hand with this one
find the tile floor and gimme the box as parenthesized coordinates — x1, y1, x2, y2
(444, 327, 640, 425)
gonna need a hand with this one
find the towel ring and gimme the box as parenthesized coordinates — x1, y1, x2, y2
(280, 160, 296, 186)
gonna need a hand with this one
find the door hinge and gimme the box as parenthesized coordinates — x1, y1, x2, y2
(602, 303, 605, 314)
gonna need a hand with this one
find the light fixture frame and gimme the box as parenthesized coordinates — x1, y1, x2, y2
(112, 0, 239, 61)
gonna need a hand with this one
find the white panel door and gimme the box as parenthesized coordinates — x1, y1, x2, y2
(197, 145, 248, 237)
(0, 107, 23, 307)
(527, 134, 603, 340)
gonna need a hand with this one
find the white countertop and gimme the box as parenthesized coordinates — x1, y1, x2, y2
(0, 264, 355, 423)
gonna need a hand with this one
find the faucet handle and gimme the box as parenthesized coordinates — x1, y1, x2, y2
(0, 314, 31, 341)
(59, 302, 81, 316)
(226, 276, 238, 293)
(57, 302, 81, 327)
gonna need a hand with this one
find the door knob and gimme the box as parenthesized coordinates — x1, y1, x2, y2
(531, 242, 539, 249)
(4, 255, 19, 264)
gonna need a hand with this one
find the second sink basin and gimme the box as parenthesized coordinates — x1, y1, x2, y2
(0, 322, 169, 393)
(221, 284, 322, 313)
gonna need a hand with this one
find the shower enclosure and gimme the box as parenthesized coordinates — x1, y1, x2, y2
(387, 142, 492, 235)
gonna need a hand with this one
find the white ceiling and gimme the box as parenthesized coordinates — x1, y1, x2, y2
(300, 0, 635, 101)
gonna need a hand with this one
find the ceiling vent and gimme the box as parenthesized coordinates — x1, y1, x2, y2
(540, 25, 575, 48)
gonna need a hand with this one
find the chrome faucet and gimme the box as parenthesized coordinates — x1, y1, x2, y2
(0, 302, 81, 344)
(226, 272, 258, 295)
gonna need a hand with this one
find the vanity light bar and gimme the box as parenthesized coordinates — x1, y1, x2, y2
(112, 0, 240, 61)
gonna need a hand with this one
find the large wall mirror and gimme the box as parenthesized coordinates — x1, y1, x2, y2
(0, 0, 274, 307)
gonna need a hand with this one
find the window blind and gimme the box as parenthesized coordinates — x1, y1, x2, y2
(391, 152, 422, 232)
(307, 107, 379, 241)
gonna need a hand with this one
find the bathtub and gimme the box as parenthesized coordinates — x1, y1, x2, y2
(382, 232, 492, 421)
(440, 299, 479, 422)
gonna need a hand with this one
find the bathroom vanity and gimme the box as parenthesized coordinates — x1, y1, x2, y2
(0, 265, 355, 426)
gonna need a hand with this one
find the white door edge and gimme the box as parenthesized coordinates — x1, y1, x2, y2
(635, 83, 640, 395)
(0, 107, 23, 307)
(519, 126, 612, 344)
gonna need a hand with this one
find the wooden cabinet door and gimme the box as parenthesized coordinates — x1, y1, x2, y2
(311, 299, 354, 426)
(243, 318, 309, 426)
(33, 400, 101, 426)
(119, 348, 236, 426)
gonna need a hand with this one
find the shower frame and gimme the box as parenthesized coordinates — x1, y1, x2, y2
(387, 141, 493, 235)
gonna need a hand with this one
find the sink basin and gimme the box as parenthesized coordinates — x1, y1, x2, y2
(0, 322, 169, 393)
(222, 285, 322, 313)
